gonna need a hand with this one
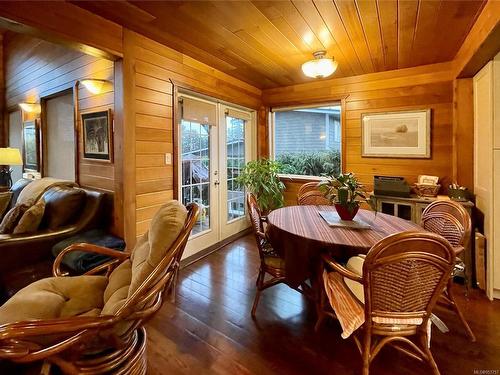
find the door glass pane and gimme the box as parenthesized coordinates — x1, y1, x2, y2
(226, 116, 245, 221)
(181, 119, 210, 235)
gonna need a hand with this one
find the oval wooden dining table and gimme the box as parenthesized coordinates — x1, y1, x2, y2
(266, 205, 422, 288)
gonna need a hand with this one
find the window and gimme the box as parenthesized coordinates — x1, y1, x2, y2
(271, 104, 342, 177)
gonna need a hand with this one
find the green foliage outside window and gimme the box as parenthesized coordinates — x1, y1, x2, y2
(275, 150, 341, 177)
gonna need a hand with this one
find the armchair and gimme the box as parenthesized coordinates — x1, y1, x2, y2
(317, 231, 455, 375)
(0, 201, 199, 374)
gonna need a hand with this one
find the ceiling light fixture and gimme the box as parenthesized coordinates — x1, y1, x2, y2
(80, 79, 109, 95)
(301, 51, 338, 79)
(18, 102, 41, 114)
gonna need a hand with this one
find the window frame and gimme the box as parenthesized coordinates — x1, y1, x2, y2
(269, 102, 344, 180)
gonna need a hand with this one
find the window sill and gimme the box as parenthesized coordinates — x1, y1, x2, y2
(278, 174, 327, 183)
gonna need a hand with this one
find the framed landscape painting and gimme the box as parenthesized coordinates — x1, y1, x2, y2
(361, 109, 431, 158)
(81, 110, 113, 162)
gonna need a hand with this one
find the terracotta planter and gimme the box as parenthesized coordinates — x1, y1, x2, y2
(334, 203, 360, 221)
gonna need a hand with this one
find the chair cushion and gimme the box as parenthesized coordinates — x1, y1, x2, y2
(264, 255, 285, 269)
(344, 255, 365, 303)
(0, 201, 32, 234)
(102, 260, 132, 315)
(129, 200, 187, 295)
(13, 198, 46, 234)
(0, 275, 107, 326)
(40, 186, 86, 229)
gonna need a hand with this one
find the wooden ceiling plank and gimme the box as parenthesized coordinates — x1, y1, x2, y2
(312, 0, 365, 76)
(410, 0, 443, 66)
(355, 0, 385, 71)
(333, 0, 375, 74)
(376, 0, 398, 70)
(397, 0, 419, 68)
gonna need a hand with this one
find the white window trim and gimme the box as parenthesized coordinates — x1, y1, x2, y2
(269, 105, 342, 179)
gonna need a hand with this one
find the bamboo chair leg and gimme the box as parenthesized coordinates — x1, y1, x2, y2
(252, 269, 264, 317)
(420, 331, 441, 375)
(314, 291, 326, 332)
(361, 330, 371, 375)
(447, 281, 476, 342)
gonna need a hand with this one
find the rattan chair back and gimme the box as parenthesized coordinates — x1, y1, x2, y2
(363, 231, 455, 328)
(247, 193, 268, 261)
(421, 200, 471, 247)
(297, 182, 331, 206)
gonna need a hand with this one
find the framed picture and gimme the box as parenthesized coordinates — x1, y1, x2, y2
(81, 109, 113, 162)
(22, 119, 41, 172)
(361, 109, 431, 158)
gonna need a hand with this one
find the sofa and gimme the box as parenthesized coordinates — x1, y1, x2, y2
(0, 178, 106, 299)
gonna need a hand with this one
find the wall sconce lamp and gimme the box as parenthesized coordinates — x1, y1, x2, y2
(80, 79, 111, 95)
(18, 102, 41, 114)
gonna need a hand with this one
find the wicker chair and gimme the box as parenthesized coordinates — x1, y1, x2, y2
(420, 200, 475, 342)
(297, 182, 331, 206)
(0, 201, 199, 374)
(247, 193, 310, 317)
(317, 231, 455, 375)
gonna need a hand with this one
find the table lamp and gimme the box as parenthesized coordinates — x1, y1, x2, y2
(0, 148, 23, 188)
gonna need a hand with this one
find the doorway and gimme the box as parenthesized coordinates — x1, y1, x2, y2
(43, 91, 76, 181)
(177, 93, 255, 258)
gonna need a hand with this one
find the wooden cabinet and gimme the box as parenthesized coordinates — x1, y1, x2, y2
(372, 194, 474, 286)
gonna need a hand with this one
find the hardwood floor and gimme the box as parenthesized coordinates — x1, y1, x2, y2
(1, 234, 499, 374)
(146, 234, 500, 375)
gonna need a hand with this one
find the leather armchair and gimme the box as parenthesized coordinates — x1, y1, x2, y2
(0, 189, 105, 273)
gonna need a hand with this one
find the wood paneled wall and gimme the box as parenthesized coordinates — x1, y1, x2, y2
(123, 31, 262, 240)
(263, 63, 457, 204)
(3, 33, 122, 235)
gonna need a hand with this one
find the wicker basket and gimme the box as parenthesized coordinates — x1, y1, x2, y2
(413, 183, 441, 197)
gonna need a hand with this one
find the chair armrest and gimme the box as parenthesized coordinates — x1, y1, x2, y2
(53, 243, 129, 277)
(321, 253, 363, 283)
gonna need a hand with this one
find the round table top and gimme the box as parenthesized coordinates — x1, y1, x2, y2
(267, 205, 422, 251)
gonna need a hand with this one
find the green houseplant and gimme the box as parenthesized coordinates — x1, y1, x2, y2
(236, 159, 285, 214)
(319, 172, 367, 220)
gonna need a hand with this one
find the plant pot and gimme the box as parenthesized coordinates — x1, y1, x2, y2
(334, 203, 359, 221)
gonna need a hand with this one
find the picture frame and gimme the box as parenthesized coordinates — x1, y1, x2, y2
(22, 119, 41, 172)
(361, 109, 431, 158)
(81, 109, 113, 162)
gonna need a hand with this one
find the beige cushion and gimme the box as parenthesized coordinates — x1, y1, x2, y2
(129, 200, 187, 295)
(0, 275, 107, 326)
(0, 192, 12, 218)
(344, 255, 365, 303)
(0, 201, 32, 234)
(13, 198, 46, 234)
(16, 177, 76, 205)
(100, 200, 187, 316)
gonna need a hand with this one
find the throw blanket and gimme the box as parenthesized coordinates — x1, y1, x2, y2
(17, 178, 77, 205)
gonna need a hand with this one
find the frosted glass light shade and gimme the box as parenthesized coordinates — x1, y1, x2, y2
(301, 51, 338, 79)
(0, 148, 23, 165)
(18, 103, 41, 113)
(81, 79, 108, 94)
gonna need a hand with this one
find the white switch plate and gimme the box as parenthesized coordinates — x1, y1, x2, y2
(165, 153, 172, 165)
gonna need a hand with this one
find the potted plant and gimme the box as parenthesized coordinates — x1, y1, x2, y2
(319, 172, 367, 221)
(236, 159, 286, 215)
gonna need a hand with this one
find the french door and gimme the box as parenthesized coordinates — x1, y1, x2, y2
(178, 93, 254, 258)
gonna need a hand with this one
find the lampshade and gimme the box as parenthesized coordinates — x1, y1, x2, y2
(80, 79, 108, 95)
(0, 148, 23, 166)
(301, 51, 338, 79)
(18, 103, 41, 114)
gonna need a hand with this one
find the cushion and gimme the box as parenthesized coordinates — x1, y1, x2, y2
(0, 201, 32, 234)
(129, 200, 187, 295)
(51, 229, 126, 273)
(13, 199, 46, 234)
(0, 192, 12, 218)
(344, 255, 365, 303)
(41, 186, 86, 229)
(9, 178, 32, 210)
(0, 275, 107, 326)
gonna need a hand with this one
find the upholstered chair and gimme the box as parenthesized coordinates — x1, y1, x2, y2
(317, 232, 455, 375)
(0, 200, 199, 374)
(420, 200, 475, 342)
(297, 182, 331, 206)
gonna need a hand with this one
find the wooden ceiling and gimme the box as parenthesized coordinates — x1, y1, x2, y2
(73, 0, 486, 89)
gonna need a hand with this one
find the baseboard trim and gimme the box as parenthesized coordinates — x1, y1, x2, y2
(180, 228, 252, 269)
